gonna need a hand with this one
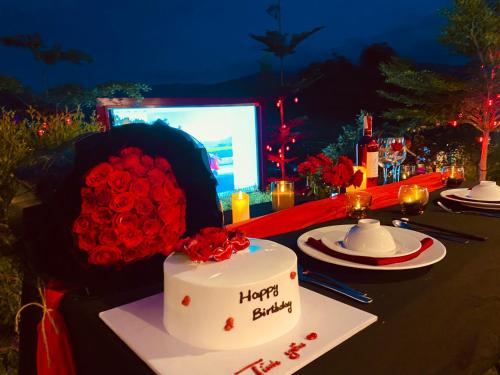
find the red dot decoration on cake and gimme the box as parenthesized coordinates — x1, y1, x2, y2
(290, 271, 297, 280)
(181, 295, 191, 306)
(306, 332, 318, 340)
(224, 317, 234, 331)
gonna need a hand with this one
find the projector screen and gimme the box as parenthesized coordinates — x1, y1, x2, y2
(108, 105, 260, 195)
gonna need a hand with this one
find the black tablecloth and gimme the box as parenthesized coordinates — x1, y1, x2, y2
(22, 188, 500, 375)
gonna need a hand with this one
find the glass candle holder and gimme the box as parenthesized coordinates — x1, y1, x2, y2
(441, 165, 465, 188)
(400, 165, 416, 180)
(231, 191, 250, 223)
(346, 191, 372, 219)
(271, 181, 294, 211)
(398, 184, 429, 215)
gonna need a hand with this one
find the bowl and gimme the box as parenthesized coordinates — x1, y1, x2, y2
(344, 219, 396, 255)
(467, 181, 500, 201)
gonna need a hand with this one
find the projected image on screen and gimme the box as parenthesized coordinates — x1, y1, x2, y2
(109, 106, 259, 194)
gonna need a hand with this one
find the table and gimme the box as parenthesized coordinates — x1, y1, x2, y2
(20, 188, 500, 375)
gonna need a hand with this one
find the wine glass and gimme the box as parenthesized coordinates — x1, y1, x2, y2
(377, 138, 392, 184)
(387, 137, 407, 182)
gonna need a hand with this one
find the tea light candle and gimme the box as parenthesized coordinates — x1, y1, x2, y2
(346, 166, 367, 192)
(442, 165, 465, 188)
(231, 191, 250, 223)
(271, 181, 294, 211)
(346, 191, 372, 219)
(398, 185, 429, 215)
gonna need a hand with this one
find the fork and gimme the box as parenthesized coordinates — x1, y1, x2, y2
(437, 201, 500, 218)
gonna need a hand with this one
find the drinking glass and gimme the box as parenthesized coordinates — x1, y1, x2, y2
(441, 166, 465, 188)
(398, 184, 429, 215)
(377, 138, 392, 185)
(387, 137, 407, 182)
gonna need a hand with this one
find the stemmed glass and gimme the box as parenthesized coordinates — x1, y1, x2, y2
(377, 138, 392, 184)
(387, 137, 407, 182)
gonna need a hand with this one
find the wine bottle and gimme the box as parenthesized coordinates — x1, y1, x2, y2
(356, 115, 379, 187)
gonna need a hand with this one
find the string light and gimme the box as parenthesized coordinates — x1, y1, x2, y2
(451, 120, 457, 127)
(294, 97, 299, 103)
(292, 138, 296, 143)
(286, 146, 290, 151)
(65, 117, 72, 125)
(37, 129, 44, 137)
(276, 100, 282, 108)
(488, 99, 493, 106)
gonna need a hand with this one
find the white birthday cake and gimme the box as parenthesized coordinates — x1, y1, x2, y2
(163, 239, 301, 350)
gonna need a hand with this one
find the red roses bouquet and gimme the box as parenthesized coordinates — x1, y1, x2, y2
(297, 153, 363, 199)
(175, 227, 250, 263)
(72, 147, 187, 266)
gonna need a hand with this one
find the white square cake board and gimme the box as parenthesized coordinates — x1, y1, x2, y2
(99, 287, 377, 375)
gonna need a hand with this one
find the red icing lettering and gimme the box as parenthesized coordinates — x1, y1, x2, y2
(234, 359, 281, 375)
(181, 295, 190, 306)
(306, 332, 318, 340)
(290, 271, 296, 280)
(284, 342, 306, 360)
(224, 317, 234, 331)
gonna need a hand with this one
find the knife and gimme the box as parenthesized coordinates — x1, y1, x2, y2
(298, 273, 373, 303)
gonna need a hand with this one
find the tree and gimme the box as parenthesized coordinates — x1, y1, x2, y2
(250, 1, 324, 86)
(379, 0, 500, 180)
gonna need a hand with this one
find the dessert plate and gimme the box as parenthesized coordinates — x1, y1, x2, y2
(440, 189, 500, 210)
(321, 225, 422, 258)
(298, 226, 446, 270)
(100, 287, 377, 375)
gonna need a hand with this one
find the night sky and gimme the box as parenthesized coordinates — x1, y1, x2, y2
(0, 0, 456, 90)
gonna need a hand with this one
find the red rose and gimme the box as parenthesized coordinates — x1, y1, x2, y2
(159, 225, 183, 253)
(129, 178, 150, 197)
(142, 218, 161, 237)
(85, 163, 113, 187)
(91, 207, 114, 224)
(391, 141, 404, 152)
(122, 227, 144, 248)
(88, 245, 122, 266)
(80, 187, 97, 213)
(352, 169, 364, 187)
(150, 183, 166, 202)
(142, 238, 163, 254)
(199, 227, 227, 248)
(122, 245, 152, 263)
(147, 168, 168, 184)
(73, 215, 92, 234)
(98, 228, 119, 246)
(212, 241, 233, 262)
(228, 230, 250, 251)
(108, 156, 125, 170)
(129, 162, 148, 177)
(113, 212, 139, 232)
(155, 156, 172, 172)
(94, 186, 112, 206)
(317, 153, 334, 167)
(120, 147, 143, 158)
(107, 170, 131, 193)
(110, 192, 135, 212)
(141, 155, 154, 170)
(135, 197, 154, 216)
(179, 238, 212, 262)
(77, 231, 97, 252)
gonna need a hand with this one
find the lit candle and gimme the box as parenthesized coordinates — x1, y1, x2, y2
(271, 181, 294, 211)
(346, 191, 372, 219)
(398, 185, 429, 215)
(232, 191, 250, 223)
(347, 166, 367, 192)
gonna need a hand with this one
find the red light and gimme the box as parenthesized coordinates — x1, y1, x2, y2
(65, 117, 72, 125)
(294, 97, 299, 103)
(488, 99, 493, 106)
(269, 147, 272, 152)
(37, 129, 44, 137)
(496, 94, 500, 98)
(282, 124, 286, 129)
(292, 138, 296, 143)
(478, 136, 483, 143)
(451, 120, 457, 127)
(286, 146, 290, 151)
(276, 100, 281, 107)
(41, 122, 49, 130)
(276, 163, 280, 167)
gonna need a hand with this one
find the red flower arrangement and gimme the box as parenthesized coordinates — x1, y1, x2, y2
(175, 227, 250, 263)
(73, 147, 187, 266)
(297, 153, 363, 198)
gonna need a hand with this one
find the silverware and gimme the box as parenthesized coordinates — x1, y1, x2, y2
(298, 273, 373, 303)
(398, 217, 488, 241)
(392, 219, 470, 244)
(437, 201, 500, 218)
(298, 264, 367, 297)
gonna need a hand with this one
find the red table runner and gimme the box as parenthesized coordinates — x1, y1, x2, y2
(228, 173, 444, 238)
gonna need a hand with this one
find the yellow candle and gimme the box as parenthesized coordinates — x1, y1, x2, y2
(271, 181, 294, 211)
(231, 191, 250, 223)
(347, 166, 367, 192)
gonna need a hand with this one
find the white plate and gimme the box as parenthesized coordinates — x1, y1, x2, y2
(441, 189, 500, 210)
(298, 226, 446, 270)
(451, 188, 500, 202)
(99, 288, 377, 375)
(321, 225, 422, 258)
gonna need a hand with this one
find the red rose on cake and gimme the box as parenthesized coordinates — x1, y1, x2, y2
(73, 147, 187, 266)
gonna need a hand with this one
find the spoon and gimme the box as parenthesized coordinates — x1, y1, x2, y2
(437, 201, 500, 218)
(392, 219, 470, 244)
